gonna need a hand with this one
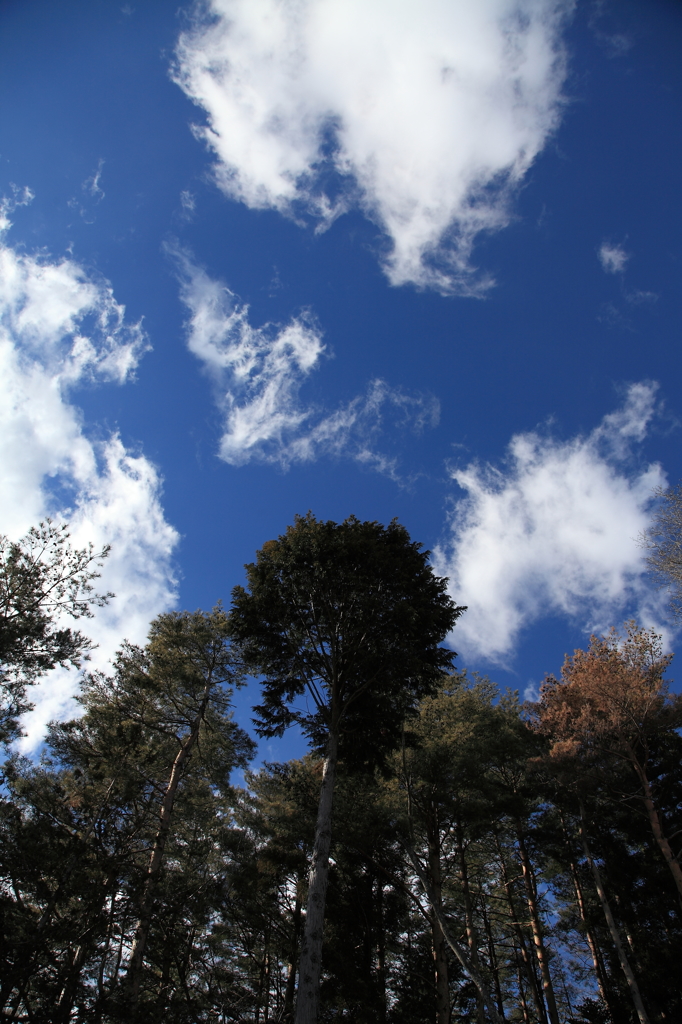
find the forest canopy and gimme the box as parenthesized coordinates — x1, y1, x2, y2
(0, 516, 680, 1024)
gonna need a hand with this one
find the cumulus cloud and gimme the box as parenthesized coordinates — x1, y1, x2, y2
(599, 242, 629, 274)
(434, 383, 667, 664)
(172, 246, 438, 472)
(0, 203, 179, 749)
(173, 0, 571, 293)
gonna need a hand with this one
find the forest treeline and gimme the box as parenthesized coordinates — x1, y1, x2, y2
(0, 513, 681, 1024)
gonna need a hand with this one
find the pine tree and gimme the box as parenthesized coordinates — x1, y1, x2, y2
(229, 514, 462, 1024)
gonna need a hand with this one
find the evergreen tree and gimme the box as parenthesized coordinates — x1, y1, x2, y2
(229, 513, 462, 1024)
(0, 607, 254, 1022)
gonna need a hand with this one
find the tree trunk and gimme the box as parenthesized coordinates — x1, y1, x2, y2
(54, 942, 89, 1023)
(294, 729, 338, 1024)
(495, 833, 547, 1024)
(515, 825, 561, 1024)
(514, 947, 532, 1024)
(578, 801, 650, 1024)
(481, 902, 505, 1019)
(283, 887, 303, 1022)
(124, 683, 212, 1016)
(404, 840, 505, 1024)
(456, 823, 485, 1024)
(427, 815, 450, 1024)
(559, 812, 612, 1012)
(627, 746, 682, 906)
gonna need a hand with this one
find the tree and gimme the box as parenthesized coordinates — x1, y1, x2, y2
(0, 607, 254, 1023)
(0, 520, 110, 743)
(642, 482, 682, 618)
(229, 513, 462, 1024)
(397, 678, 509, 1024)
(533, 623, 682, 905)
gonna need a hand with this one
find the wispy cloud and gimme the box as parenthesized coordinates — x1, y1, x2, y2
(0, 200, 179, 748)
(68, 160, 106, 223)
(599, 241, 629, 274)
(434, 382, 668, 664)
(171, 245, 438, 473)
(179, 189, 196, 220)
(588, 2, 634, 59)
(173, 0, 572, 294)
(84, 159, 105, 201)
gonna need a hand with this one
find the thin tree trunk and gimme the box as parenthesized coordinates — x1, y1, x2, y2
(294, 729, 338, 1024)
(514, 947, 532, 1024)
(481, 902, 505, 1019)
(515, 825, 561, 1024)
(283, 888, 303, 1021)
(559, 812, 611, 1011)
(427, 815, 450, 1024)
(263, 944, 271, 1024)
(403, 840, 505, 1024)
(124, 681, 212, 1016)
(568, 854, 612, 1008)
(495, 834, 547, 1024)
(456, 823, 485, 1024)
(627, 748, 682, 906)
(578, 800, 650, 1024)
(613, 892, 640, 965)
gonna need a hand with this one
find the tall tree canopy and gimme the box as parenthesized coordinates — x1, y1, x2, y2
(229, 513, 463, 1024)
(230, 513, 461, 762)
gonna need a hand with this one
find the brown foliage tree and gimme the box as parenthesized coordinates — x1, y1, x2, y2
(533, 623, 682, 904)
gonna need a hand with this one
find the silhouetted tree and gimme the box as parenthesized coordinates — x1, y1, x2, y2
(229, 513, 462, 1024)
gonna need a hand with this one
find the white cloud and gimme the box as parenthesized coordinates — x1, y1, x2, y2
(599, 242, 629, 274)
(0, 204, 179, 749)
(172, 246, 438, 471)
(84, 159, 105, 202)
(179, 189, 197, 219)
(173, 0, 572, 294)
(68, 161, 106, 222)
(434, 383, 668, 664)
(172, 246, 324, 462)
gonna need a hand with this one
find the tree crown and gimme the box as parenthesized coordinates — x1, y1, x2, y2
(229, 513, 463, 762)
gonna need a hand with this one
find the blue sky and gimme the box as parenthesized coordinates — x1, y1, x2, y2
(1, 0, 681, 760)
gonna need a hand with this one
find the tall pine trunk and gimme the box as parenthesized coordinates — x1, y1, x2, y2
(514, 824, 560, 1024)
(456, 823, 485, 1024)
(495, 833, 547, 1024)
(294, 729, 338, 1024)
(578, 801, 650, 1024)
(404, 840, 505, 1024)
(559, 813, 612, 1012)
(625, 742, 682, 906)
(427, 817, 450, 1024)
